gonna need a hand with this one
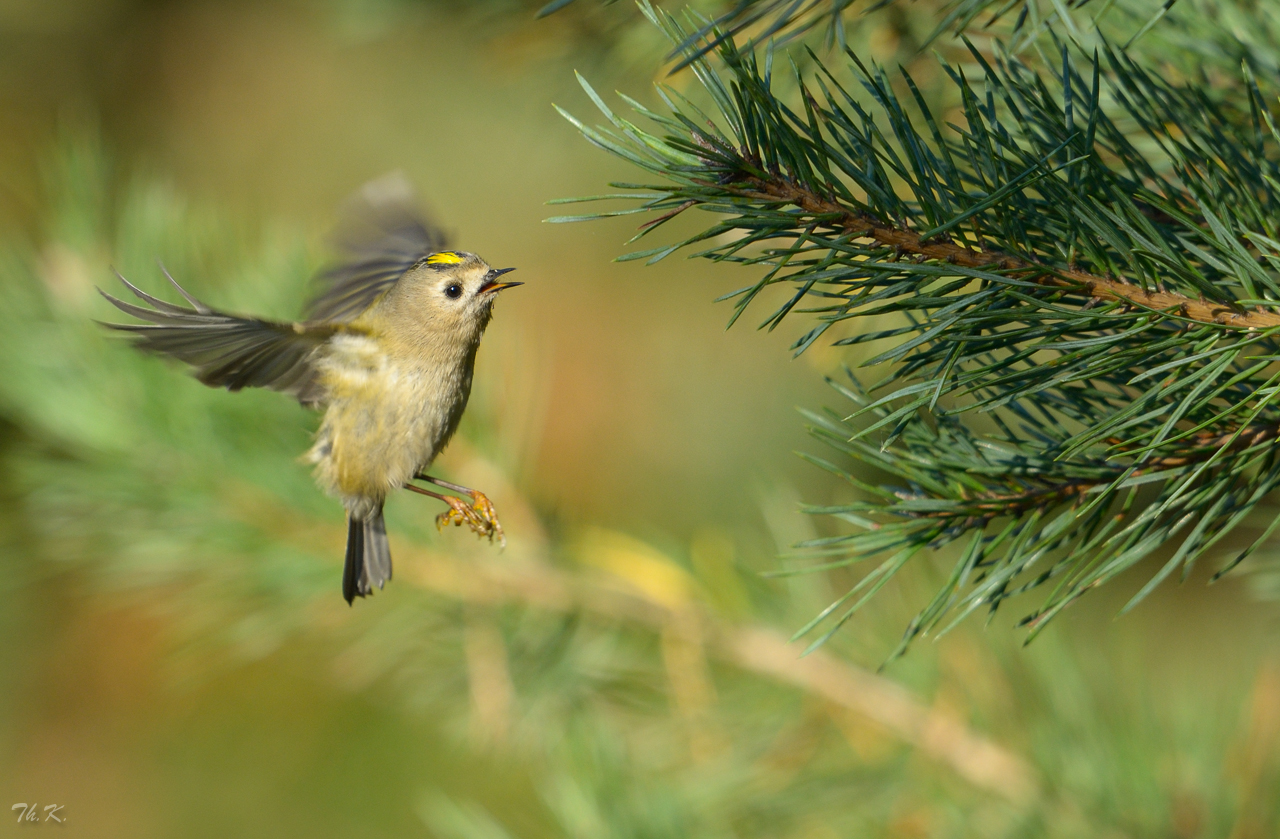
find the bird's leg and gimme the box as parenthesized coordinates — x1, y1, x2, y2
(409, 474, 505, 548)
(404, 484, 490, 538)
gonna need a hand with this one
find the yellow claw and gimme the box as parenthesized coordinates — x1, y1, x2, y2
(435, 496, 486, 535)
(434, 492, 506, 548)
(468, 490, 506, 549)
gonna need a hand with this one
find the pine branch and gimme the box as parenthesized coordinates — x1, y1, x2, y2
(554, 6, 1280, 653)
(729, 173, 1280, 330)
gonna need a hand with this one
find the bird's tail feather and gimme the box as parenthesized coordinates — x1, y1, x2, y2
(343, 505, 391, 605)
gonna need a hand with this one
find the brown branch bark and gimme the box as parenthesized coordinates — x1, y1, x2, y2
(733, 177, 1280, 331)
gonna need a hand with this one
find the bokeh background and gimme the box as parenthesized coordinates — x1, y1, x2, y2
(1, 1, 1279, 836)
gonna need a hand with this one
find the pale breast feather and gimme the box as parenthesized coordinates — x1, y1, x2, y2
(312, 335, 457, 498)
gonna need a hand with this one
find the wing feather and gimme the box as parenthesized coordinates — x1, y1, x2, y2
(99, 271, 336, 407)
(305, 172, 450, 323)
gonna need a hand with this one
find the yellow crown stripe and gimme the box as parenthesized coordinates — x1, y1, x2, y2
(425, 251, 464, 265)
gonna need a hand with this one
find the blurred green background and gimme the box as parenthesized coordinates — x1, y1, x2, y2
(2, 1, 1279, 836)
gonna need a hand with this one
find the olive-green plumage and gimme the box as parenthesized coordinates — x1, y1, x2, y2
(99, 175, 520, 604)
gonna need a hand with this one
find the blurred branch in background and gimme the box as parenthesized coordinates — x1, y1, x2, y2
(399, 526, 1041, 804)
(532, 0, 1280, 66)
(537, 0, 859, 64)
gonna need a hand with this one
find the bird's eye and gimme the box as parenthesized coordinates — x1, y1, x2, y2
(444, 284, 463, 299)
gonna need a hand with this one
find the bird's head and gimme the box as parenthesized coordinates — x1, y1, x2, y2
(390, 250, 521, 340)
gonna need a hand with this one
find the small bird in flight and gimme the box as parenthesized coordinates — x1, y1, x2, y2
(99, 174, 520, 604)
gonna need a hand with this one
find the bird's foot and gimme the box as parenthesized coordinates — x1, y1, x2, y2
(435, 491, 505, 548)
(467, 490, 505, 548)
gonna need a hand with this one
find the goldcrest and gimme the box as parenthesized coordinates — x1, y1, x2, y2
(99, 175, 519, 604)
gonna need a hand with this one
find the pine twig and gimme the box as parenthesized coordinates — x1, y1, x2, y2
(733, 175, 1280, 330)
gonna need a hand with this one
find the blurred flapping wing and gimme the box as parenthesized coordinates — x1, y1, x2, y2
(100, 269, 336, 407)
(305, 172, 450, 323)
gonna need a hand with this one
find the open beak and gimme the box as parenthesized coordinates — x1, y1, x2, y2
(479, 267, 521, 294)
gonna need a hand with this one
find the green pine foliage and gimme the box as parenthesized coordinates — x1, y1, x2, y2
(555, 1, 1280, 652)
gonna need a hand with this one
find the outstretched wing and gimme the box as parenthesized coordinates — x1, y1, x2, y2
(305, 172, 451, 323)
(100, 268, 336, 407)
